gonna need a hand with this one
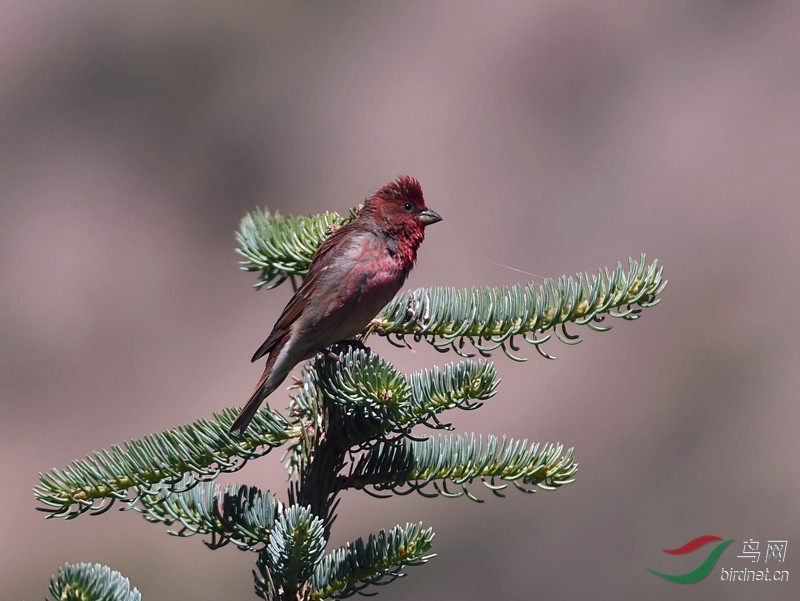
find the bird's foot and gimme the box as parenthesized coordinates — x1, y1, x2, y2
(320, 340, 370, 363)
(322, 347, 343, 362)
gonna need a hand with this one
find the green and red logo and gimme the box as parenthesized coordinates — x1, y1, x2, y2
(647, 535, 734, 583)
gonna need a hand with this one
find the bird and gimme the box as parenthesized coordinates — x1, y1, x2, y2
(230, 176, 442, 434)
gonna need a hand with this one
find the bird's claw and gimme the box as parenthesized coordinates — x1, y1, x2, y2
(323, 348, 343, 362)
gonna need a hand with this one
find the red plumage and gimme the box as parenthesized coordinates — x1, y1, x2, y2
(230, 176, 442, 434)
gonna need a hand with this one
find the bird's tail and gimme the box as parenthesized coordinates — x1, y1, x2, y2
(230, 363, 275, 435)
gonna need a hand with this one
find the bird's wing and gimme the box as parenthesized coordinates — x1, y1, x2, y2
(251, 221, 369, 362)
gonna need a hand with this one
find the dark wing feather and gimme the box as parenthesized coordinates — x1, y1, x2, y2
(251, 221, 367, 362)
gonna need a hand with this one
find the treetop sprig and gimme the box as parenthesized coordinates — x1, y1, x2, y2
(38, 200, 665, 600)
(236, 208, 347, 289)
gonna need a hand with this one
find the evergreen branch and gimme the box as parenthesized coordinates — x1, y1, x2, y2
(314, 347, 499, 447)
(39, 203, 663, 599)
(34, 407, 296, 519)
(374, 254, 666, 360)
(310, 523, 435, 599)
(237, 210, 665, 358)
(134, 480, 282, 550)
(406, 359, 499, 424)
(48, 563, 141, 601)
(237, 208, 348, 289)
(282, 367, 322, 478)
(255, 505, 327, 600)
(347, 435, 577, 501)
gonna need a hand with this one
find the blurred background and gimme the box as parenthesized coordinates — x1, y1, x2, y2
(3, 2, 798, 599)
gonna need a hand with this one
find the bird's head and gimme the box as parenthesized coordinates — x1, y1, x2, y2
(368, 176, 442, 236)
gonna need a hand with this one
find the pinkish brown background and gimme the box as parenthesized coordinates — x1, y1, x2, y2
(3, 2, 798, 600)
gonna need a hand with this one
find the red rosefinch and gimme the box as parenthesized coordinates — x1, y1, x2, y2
(230, 176, 442, 434)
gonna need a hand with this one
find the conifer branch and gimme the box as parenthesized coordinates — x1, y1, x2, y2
(314, 348, 499, 447)
(48, 563, 140, 601)
(236, 209, 348, 289)
(36, 204, 666, 599)
(236, 211, 666, 364)
(255, 505, 327, 600)
(347, 435, 577, 502)
(375, 254, 666, 360)
(309, 523, 435, 599)
(134, 480, 282, 550)
(34, 407, 296, 519)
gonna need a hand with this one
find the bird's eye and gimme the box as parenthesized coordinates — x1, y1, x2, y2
(402, 202, 414, 212)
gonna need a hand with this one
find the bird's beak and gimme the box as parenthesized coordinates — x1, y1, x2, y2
(418, 208, 442, 226)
